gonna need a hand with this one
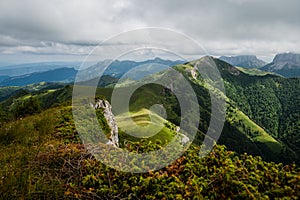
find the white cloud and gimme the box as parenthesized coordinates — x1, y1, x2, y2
(0, 0, 299, 63)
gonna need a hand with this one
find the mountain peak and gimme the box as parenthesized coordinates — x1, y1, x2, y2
(189, 55, 214, 63)
(273, 52, 300, 63)
(219, 55, 266, 68)
(261, 52, 300, 77)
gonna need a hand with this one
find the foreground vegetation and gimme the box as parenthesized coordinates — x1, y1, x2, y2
(0, 106, 299, 199)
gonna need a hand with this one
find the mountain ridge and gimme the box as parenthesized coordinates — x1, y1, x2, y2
(219, 55, 266, 68)
(0, 67, 77, 86)
(0, 56, 299, 164)
(261, 52, 300, 77)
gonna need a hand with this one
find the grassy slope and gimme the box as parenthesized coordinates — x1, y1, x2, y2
(0, 107, 66, 198)
(90, 61, 297, 163)
(171, 60, 295, 162)
(0, 57, 298, 165)
(1, 65, 295, 163)
(0, 105, 299, 199)
(235, 66, 278, 76)
(227, 105, 282, 153)
(116, 108, 177, 143)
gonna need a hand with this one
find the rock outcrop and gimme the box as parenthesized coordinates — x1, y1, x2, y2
(175, 126, 190, 145)
(90, 99, 191, 148)
(92, 99, 119, 147)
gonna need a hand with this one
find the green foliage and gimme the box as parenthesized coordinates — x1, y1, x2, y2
(10, 96, 41, 118)
(0, 85, 72, 123)
(0, 105, 299, 199)
(0, 108, 62, 199)
(0, 58, 300, 199)
(55, 106, 82, 144)
(116, 108, 177, 148)
(66, 144, 300, 199)
(0, 86, 20, 101)
(221, 63, 300, 163)
(96, 108, 111, 136)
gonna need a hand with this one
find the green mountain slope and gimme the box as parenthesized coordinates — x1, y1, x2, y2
(116, 108, 180, 148)
(92, 57, 299, 164)
(0, 105, 299, 199)
(0, 57, 300, 198)
(213, 58, 300, 161)
(189, 58, 299, 163)
(0, 57, 299, 165)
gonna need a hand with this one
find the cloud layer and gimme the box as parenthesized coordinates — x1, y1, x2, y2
(0, 0, 299, 63)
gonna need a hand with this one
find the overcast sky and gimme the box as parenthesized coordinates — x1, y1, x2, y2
(0, 0, 299, 65)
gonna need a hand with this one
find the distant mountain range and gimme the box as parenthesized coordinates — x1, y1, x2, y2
(261, 53, 300, 77)
(220, 53, 300, 77)
(219, 55, 266, 68)
(0, 68, 77, 86)
(0, 58, 184, 86)
(1, 54, 300, 87)
(76, 57, 184, 81)
(0, 62, 81, 77)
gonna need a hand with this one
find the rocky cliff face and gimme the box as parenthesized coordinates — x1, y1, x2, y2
(273, 53, 300, 63)
(269, 53, 300, 70)
(219, 55, 266, 68)
(92, 99, 119, 147)
(261, 53, 300, 77)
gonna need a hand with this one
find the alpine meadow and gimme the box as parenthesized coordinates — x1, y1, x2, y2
(0, 0, 300, 199)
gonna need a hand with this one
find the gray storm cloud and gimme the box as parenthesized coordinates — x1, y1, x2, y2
(0, 0, 299, 62)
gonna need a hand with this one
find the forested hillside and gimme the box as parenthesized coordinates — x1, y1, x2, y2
(213, 59, 300, 162)
(0, 57, 299, 199)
